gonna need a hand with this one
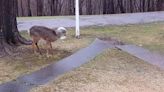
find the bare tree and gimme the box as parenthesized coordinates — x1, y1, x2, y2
(16, 0, 164, 16)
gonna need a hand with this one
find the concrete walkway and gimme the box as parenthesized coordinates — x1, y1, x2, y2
(17, 11, 164, 31)
(116, 45, 164, 70)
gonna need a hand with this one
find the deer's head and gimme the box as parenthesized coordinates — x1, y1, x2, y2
(55, 27, 67, 40)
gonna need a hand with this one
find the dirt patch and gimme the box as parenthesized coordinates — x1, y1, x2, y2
(99, 37, 125, 45)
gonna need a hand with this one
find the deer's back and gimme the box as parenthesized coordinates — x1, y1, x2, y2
(30, 26, 58, 42)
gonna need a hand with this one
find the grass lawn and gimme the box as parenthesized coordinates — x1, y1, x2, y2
(0, 22, 164, 90)
(17, 16, 75, 22)
(30, 22, 164, 92)
(31, 49, 164, 92)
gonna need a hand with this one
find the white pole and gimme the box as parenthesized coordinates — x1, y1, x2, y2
(75, 0, 80, 38)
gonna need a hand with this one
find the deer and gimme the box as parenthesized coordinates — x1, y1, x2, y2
(29, 26, 67, 57)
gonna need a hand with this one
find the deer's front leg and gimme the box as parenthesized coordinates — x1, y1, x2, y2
(46, 42, 52, 57)
(32, 42, 37, 54)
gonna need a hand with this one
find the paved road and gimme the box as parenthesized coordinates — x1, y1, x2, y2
(17, 11, 164, 31)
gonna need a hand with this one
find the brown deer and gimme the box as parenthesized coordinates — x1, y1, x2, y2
(29, 26, 67, 56)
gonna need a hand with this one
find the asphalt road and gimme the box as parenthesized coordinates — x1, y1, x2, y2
(17, 11, 164, 31)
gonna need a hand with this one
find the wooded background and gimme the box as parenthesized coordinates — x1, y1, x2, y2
(17, 0, 164, 17)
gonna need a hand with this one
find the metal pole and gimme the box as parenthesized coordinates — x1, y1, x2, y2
(75, 0, 80, 38)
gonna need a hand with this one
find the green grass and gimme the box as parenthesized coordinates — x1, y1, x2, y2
(71, 22, 164, 54)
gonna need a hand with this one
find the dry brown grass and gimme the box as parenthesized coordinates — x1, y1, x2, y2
(1, 22, 164, 89)
(0, 47, 71, 84)
(30, 22, 164, 92)
(0, 34, 93, 84)
(31, 49, 164, 92)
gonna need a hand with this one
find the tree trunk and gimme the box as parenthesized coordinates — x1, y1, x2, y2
(0, 0, 32, 57)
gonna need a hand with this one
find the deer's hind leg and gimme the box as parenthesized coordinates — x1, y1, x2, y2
(32, 37, 42, 55)
(50, 42, 53, 55)
(35, 42, 42, 55)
